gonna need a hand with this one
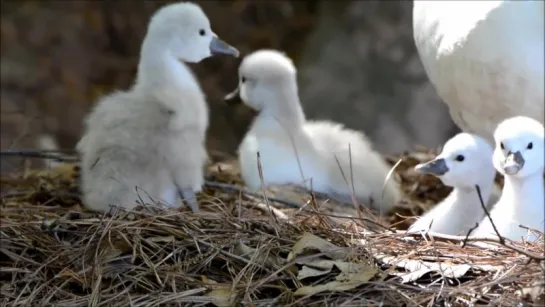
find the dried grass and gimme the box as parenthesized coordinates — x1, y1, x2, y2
(0, 149, 543, 307)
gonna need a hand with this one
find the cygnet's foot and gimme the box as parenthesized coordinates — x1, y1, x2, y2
(179, 188, 199, 212)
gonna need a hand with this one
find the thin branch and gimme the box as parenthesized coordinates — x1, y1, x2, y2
(402, 231, 545, 261)
(0, 149, 79, 162)
(256, 151, 280, 230)
(474, 184, 504, 244)
(204, 181, 302, 209)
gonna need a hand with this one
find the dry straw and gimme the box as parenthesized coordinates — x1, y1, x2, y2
(0, 149, 543, 306)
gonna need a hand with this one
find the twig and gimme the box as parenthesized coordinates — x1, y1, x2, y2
(203, 181, 302, 209)
(333, 153, 365, 222)
(0, 149, 79, 162)
(256, 151, 280, 230)
(459, 185, 544, 260)
(382, 158, 403, 213)
(461, 223, 479, 247)
(401, 231, 545, 261)
(473, 184, 504, 243)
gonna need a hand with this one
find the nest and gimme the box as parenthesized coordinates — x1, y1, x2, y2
(0, 149, 544, 306)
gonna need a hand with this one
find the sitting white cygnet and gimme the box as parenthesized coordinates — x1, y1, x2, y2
(76, 2, 239, 213)
(408, 133, 496, 235)
(224, 49, 402, 213)
(472, 116, 545, 242)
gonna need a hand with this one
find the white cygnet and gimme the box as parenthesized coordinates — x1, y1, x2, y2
(76, 2, 239, 213)
(408, 133, 496, 235)
(472, 116, 545, 242)
(225, 49, 402, 213)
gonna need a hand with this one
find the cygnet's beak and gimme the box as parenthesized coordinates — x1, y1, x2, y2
(415, 158, 449, 176)
(224, 86, 242, 105)
(503, 151, 524, 175)
(210, 36, 240, 57)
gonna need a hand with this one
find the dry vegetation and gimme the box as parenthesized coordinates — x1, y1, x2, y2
(1, 149, 543, 307)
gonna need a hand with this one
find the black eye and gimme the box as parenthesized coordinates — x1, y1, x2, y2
(455, 155, 465, 162)
(500, 142, 505, 150)
(241, 76, 246, 83)
(527, 142, 533, 150)
(199, 29, 205, 36)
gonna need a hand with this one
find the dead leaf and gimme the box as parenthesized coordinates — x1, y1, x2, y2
(233, 241, 285, 269)
(294, 261, 379, 296)
(207, 287, 237, 307)
(288, 233, 347, 262)
(297, 259, 335, 279)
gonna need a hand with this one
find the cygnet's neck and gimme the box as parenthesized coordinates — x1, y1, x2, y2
(447, 181, 493, 210)
(499, 170, 545, 213)
(255, 85, 306, 132)
(134, 35, 200, 96)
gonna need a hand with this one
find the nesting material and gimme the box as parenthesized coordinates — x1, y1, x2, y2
(408, 133, 496, 236)
(0, 149, 543, 306)
(413, 1, 544, 141)
(225, 49, 402, 214)
(472, 116, 545, 242)
(76, 2, 238, 213)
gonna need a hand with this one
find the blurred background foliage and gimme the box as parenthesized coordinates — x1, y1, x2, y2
(1, 0, 458, 173)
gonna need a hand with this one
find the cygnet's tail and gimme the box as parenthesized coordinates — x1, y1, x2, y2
(305, 120, 402, 213)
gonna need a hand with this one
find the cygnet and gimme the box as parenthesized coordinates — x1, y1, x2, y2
(472, 116, 545, 242)
(408, 133, 496, 235)
(76, 2, 239, 213)
(224, 49, 402, 213)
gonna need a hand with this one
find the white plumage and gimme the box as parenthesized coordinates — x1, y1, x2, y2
(472, 116, 545, 242)
(76, 2, 239, 213)
(413, 1, 544, 141)
(226, 50, 402, 213)
(408, 133, 496, 235)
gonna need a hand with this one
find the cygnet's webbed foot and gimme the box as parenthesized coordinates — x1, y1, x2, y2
(179, 188, 199, 212)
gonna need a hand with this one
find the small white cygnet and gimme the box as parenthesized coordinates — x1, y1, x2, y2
(225, 49, 402, 213)
(472, 116, 545, 242)
(76, 2, 239, 213)
(408, 133, 496, 235)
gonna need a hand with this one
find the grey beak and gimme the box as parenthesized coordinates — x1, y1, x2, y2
(209, 36, 239, 57)
(503, 151, 524, 175)
(224, 86, 242, 105)
(415, 158, 449, 176)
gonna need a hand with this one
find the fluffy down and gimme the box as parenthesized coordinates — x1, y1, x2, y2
(230, 49, 402, 213)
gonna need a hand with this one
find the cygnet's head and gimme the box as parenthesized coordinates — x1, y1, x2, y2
(492, 116, 544, 178)
(415, 133, 495, 190)
(146, 2, 239, 63)
(224, 49, 298, 111)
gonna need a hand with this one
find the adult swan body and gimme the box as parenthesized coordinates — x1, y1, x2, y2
(413, 1, 544, 140)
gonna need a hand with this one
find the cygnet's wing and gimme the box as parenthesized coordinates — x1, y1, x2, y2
(77, 91, 172, 212)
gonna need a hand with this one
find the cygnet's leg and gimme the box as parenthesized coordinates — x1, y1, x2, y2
(160, 186, 180, 208)
(179, 188, 199, 213)
(164, 134, 206, 213)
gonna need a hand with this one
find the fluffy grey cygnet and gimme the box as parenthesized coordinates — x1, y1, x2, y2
(76, 2, 239, 213)
(472, 116, 545, 242)
(225, 49, 402, 213)
(408, 133, 496, 235)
